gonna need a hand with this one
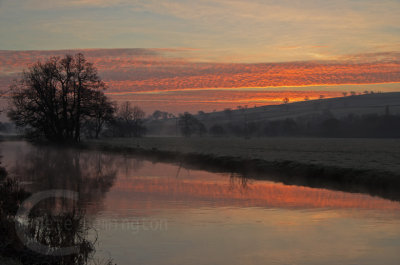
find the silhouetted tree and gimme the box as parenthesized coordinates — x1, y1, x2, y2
(110, 102, 146, 137)
(83, 91, 116, 139)
(178, 112, 205, 137)
(151, 110, 172, 120)
(8, 53, 112, 142)
(152, 110, 162, 120)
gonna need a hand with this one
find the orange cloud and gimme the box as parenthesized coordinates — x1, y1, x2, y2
(108, 90, 343, 114)
(0, 49, 399, 113)
(1, 49, 399, 92)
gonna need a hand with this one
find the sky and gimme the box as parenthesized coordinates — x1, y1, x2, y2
(0, 0, 400, 114)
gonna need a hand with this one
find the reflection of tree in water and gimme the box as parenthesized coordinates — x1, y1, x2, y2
(1, 187, 115, 264)
(229, 173, 251, 192)
(19, 208, 96, 265)
(13, 146, 118, 211)
(115, 154, 144, 177)
(1, 147, 118, 265)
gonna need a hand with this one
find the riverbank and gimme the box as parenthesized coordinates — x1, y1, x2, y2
(83, 137, 400, 201)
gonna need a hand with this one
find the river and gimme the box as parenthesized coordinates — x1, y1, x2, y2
(1, 141, 400, 265)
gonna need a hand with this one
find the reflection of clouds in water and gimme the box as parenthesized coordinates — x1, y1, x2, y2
(4, 141, 400, 212)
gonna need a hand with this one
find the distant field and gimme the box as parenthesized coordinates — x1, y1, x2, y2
(89, 137, 400, 174)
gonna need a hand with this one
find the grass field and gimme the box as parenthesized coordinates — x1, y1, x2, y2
(89, 136, 400, 174)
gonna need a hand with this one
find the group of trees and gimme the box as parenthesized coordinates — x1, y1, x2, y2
(7, 53, 146, 142)
(8, 53, 109, 142)
(178, 112, 206, 137)
(106, 102, 146, 137)
(150, 110, 175, 120)
(204, 112, 400, 138)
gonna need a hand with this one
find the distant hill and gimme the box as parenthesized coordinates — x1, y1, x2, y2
(146, 92, 400, 136)
(197, 92, 400, 125)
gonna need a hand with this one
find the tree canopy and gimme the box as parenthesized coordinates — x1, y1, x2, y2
(8, 53, 114, 142)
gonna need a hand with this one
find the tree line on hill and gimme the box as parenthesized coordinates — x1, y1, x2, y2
(146, 110, 400, 138)
(205, 111, 400, 138)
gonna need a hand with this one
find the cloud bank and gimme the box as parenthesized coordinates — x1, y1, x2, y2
(1, 49, 399, 92)
(0, 48, 399, 113)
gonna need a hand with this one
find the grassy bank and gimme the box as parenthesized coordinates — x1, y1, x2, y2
(83, 137, 400, 201)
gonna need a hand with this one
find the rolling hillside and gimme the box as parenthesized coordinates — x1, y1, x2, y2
(147, 92, 400, 135)
(199, 92, 400, 124)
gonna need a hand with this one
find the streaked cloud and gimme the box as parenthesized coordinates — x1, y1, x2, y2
(1, 49, 399, 91)
(0, 49, 399, 113)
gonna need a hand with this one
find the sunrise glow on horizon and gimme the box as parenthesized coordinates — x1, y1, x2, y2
(1, 0, 399, 113)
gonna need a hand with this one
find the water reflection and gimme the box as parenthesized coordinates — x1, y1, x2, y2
(0, 180, 97, 265)
(11, 144, 117, 215)
(1, 141, 400, 265)
(0, 143, 117, 265)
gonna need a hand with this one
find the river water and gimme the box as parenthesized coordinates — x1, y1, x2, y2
(1, 141, 400, 265)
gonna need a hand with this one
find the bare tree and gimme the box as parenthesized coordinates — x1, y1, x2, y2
(283, 97, 289, 104)
(83, 91, 116, 139)
(111, 102, 146, 137)
(8, 53, 112, 142)
(178, 112, 205, 137)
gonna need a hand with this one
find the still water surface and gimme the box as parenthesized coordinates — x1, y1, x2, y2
(1, 141, 400, 265)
